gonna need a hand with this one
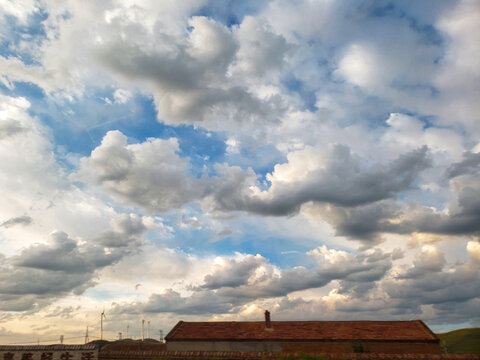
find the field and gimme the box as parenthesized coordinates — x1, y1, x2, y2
(437, 328, 480, 354)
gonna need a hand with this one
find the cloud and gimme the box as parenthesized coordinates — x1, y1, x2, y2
(434, 0, 480, 134)
(91, 13, 256, 127)
(210, 145, 431, 216)
(203, 247, 394, 304)
(0, 2, 286, 131)
(187, 16, 238, 69)
(446, 152, 480, 178)
(75, 130, 208, 213)
(15, 231, 122, 274)
(0, 246, 95, 311)
(381, 113, 464, 161)
(270, 245, 480, 325)
(95, 213, 147, 248)
(77, 131, 436, 246)
(144, 289, 235, 315)
(382, 174, 480, 236)
(109, 246, 396, 316)
(0, 94, 63, 195)
(0, 212, 146, 312)
(0, 0, 39, 24)
(302, 200, 399, 243)
(336, 43, 380, 89)
(467, 241, 480, 263)
(113, 245, 401, 317)
(303, 170, 480, 242)
(0, 119, 26, 139)
(1, 0, 480, 335)
(0, 215, 32, 228)
(0, 94, 133, 252)
(232, 16, 289, 78)
(201, 254, 267, 290)
(385, 263, 480, 309)
(113, 89, 132, 104)
(398, 245, 447, 278)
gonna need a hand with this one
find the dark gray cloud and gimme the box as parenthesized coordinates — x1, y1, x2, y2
(91, 15, 286, 128)
(212, 145, 431, 216)
(106, 245, 480, 327)
(75, 131, 210, 213)
(307, 200, 400, 243)
(385, 265, 480, 307)
(431, 298, 480, 326)
(144, 289, 235, 315)
(0, 247, 95, 311)
(95, 213, 147, 248)
(44, 305, 82, 319)
(212, 248, 393, 301)
(15, 231, 124, 273)
(76, 134, 439, 247)
(234, 16, 289, 77)
(379, 246, 480, 318)
(446, 152, 480, 179)
(270, 246, 480, 326)
(382, 174, 480, 236)
(305, 170, 480, 243)
(0, 294, 42, 312)
(111, 288, 237, 316)
(0, 215, 32, 228)
(78, 134, 431, 231)
(0, 214, 146, 312)
(137, 248, 395, 315)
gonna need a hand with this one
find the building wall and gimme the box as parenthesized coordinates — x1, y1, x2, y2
(167, 341, 282, 352)
(167, 340, 442, 354)
(0, 346, 99, 360)
(282, 341, 442, 354)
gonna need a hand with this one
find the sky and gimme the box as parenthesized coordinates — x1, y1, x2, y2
(0, 0, 479, 345)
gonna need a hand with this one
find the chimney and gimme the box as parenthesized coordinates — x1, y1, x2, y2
(264, 310, 272, 329)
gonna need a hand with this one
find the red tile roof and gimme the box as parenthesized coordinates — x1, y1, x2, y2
(165, 320, 438, 342)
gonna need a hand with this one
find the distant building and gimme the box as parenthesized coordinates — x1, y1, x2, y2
(165, 311, 442, 354)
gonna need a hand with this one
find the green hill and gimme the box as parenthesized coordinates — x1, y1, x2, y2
(437, 328, 480, 354)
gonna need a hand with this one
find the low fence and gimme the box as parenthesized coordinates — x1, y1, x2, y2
(99, 350, 480, 360)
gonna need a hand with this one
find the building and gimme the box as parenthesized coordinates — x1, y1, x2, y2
(165, 311, 442, 354)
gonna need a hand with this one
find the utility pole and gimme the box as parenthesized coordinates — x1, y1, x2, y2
(141, 319, 145, 341)
(60, 335, 64, 344)
(159, 330, 163, 342)
(100, 310, 106, 340)
(118, 332, 122, 340)
(126, 324, 129, 339)
(85, 326, 90, 344)
(147, 321, 150, 339)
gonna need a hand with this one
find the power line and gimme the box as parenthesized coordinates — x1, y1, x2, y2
(4, 334, 108, 345)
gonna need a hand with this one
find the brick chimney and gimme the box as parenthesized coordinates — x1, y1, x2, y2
(264, 310, 272, 329)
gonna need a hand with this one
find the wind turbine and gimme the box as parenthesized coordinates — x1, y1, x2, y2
(100, 310, 107, 340)
(85, 325, 90, 344)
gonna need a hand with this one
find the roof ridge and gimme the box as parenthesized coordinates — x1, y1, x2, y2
(164, 320, 184, 341)
(177, 320, 424, 323)
(415, 319, 439, 340)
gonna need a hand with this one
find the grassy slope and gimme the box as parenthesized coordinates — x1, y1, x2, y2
(437, 328, 480, 354)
